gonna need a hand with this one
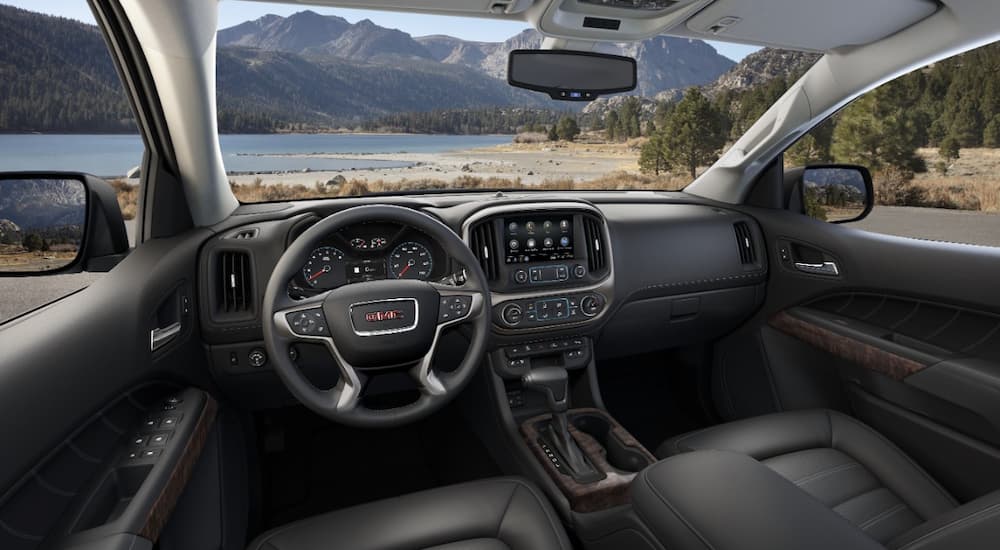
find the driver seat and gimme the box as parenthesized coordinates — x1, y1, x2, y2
(247, 477, 571, 550)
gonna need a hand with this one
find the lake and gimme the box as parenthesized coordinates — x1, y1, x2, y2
(0, 134, 512, 178)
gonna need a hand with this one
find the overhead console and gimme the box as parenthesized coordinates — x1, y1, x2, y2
(464, 203, 613, 332)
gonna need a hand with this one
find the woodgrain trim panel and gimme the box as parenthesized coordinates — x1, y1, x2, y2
(769, 311, 927, 381)
(521, 408, 656, 513)
(138, 394, 218, 540)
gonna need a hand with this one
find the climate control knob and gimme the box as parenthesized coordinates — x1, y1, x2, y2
(580, 295, 601, 317)
(501, 303, 524, 326)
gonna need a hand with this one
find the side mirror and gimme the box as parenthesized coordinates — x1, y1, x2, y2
(793, 165, 874, 223)
(508, 49, 637, 101)
(0, 173, 129, 275)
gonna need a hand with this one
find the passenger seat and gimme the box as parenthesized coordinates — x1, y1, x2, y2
(656, 409, 959, 545)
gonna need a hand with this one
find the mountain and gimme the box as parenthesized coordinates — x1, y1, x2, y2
(1, 6, 737, 133)
(0, 5, 134, 133)
(220, 15, 735, 97)
(703, 48, 821, 97)
(0, 179, 86, 230)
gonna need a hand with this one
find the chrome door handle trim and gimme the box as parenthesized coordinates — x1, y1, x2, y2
(793, 261, 840, 276)
(150, 322, 182, 351)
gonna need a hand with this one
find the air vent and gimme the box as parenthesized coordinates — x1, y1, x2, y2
(470, 222, 500, 282)
(229, 228, 259, 240)
(733, 222, 757, 265)
(217, 251, 253, 314)
(583, 216, 607, 273)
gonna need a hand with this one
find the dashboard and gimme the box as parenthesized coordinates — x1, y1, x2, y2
(287, 221, 450, 296)
(198, 195, 769, 395)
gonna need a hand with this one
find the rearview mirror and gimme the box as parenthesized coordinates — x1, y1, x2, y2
(796, 165, 875, 223)
(0, 173, 129, 274)
(508, 49, 637, 101)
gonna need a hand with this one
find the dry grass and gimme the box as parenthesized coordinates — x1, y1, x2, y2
(224, 171, 688, 204)
(0, 244, 76, 272)
(108, 179, 138, 220)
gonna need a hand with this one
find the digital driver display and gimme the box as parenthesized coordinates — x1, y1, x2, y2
(504, 216, 573, 264)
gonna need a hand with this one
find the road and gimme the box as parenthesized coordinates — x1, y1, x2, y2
(2, 208, 1000, 324)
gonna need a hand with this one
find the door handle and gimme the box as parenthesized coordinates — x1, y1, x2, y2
(794, 261, 840, 276)
(150, 322, 182, 351)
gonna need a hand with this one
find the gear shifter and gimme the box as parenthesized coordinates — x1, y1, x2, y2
(522, 367, 599, 481)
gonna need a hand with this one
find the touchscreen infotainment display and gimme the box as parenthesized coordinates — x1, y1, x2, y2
(503, 215, 574, 264)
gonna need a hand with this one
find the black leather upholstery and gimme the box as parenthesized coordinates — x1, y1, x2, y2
(657, 409, 958, 544)
(247, 477, 571, 550)
(887, 490, 1000, 550)
(632, 450, 886, 550)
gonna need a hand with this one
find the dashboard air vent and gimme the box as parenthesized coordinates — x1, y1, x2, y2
(733, 222, 757, 265)
(217, 251, 253, 314)
(229, 228, 259, 240)
(470, 222, 499, 281)
(583, 216, 606, 272)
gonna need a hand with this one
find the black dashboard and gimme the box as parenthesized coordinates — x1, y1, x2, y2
(197, 193, 769, 406)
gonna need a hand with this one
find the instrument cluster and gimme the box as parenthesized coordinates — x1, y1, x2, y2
(290, 221, 448, 295)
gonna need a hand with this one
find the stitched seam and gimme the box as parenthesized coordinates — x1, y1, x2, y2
(639, 466, 717, 550)
(831, 487, 882, 510)
(495, 482, 519, 539)
(506, 478, 572, 550)
(828, 410, 957, 510)
(895, 503, 1000, 550)
(858, 503, 908, 530)
(792, 462, 862, 486)
(0, 518, 43, 541)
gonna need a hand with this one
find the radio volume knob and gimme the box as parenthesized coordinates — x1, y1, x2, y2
(573, 264, 586, 278)
(501, 303, 524, 326)
(514, 269, 529, 284)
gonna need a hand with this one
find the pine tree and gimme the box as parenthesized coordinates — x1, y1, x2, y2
(659, 88, 726, 178)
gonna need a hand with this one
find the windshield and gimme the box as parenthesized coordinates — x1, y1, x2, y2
(206, 2, 781, 202)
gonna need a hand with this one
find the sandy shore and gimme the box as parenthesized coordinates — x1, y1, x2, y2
(225, 141, 642, 187)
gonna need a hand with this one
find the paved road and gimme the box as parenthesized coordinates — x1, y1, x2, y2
(853, 206, 1000, 247)
(2, 208, 999, 324)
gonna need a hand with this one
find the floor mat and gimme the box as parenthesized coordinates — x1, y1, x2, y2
(254, 401, 502, 532)
(596, 348, 715, 452)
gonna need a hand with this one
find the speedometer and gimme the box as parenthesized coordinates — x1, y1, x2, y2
(389, 242, 433, 280)
(302, 246, 346, 289)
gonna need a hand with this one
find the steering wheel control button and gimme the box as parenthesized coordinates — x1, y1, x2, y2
(287, 309, 327, 336)
(439, 295, 473, 323)
(501, 304, 524, 326)
(248, 348, 267, 368)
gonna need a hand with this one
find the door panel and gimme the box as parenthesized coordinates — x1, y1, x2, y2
(0, 229, 215, 547)
(719, 208, 1000, 501)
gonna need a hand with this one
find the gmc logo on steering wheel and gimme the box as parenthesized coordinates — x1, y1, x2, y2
(365, 310, 405, 323)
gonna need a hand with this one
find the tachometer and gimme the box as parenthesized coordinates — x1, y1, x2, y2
(302, 246, 346, 289)
(388, 242, 433, 280)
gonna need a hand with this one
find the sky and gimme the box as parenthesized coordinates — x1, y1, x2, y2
(2, 0, 759, 62)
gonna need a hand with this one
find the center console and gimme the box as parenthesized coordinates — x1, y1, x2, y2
(463, 203, 613, 333)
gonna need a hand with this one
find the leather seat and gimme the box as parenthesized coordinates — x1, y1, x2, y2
(657, 409, 958, 545)
(247, 477, 571, 550)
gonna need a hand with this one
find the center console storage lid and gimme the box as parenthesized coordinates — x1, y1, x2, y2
(631, 450, 883, 550)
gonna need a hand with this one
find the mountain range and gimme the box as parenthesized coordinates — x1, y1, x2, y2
(218, 11, 736, 99)
(1, 5, 801, 133)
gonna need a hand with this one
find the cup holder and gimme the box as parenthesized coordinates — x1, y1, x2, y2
(572, 413, 653, 473)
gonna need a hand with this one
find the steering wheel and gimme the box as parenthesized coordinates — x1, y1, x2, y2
(262, 205, 491, 428)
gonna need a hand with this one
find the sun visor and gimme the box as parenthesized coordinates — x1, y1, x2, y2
(683, 0, 939, 51)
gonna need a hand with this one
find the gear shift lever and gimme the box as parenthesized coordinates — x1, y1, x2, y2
(522, 367, 598, 480)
